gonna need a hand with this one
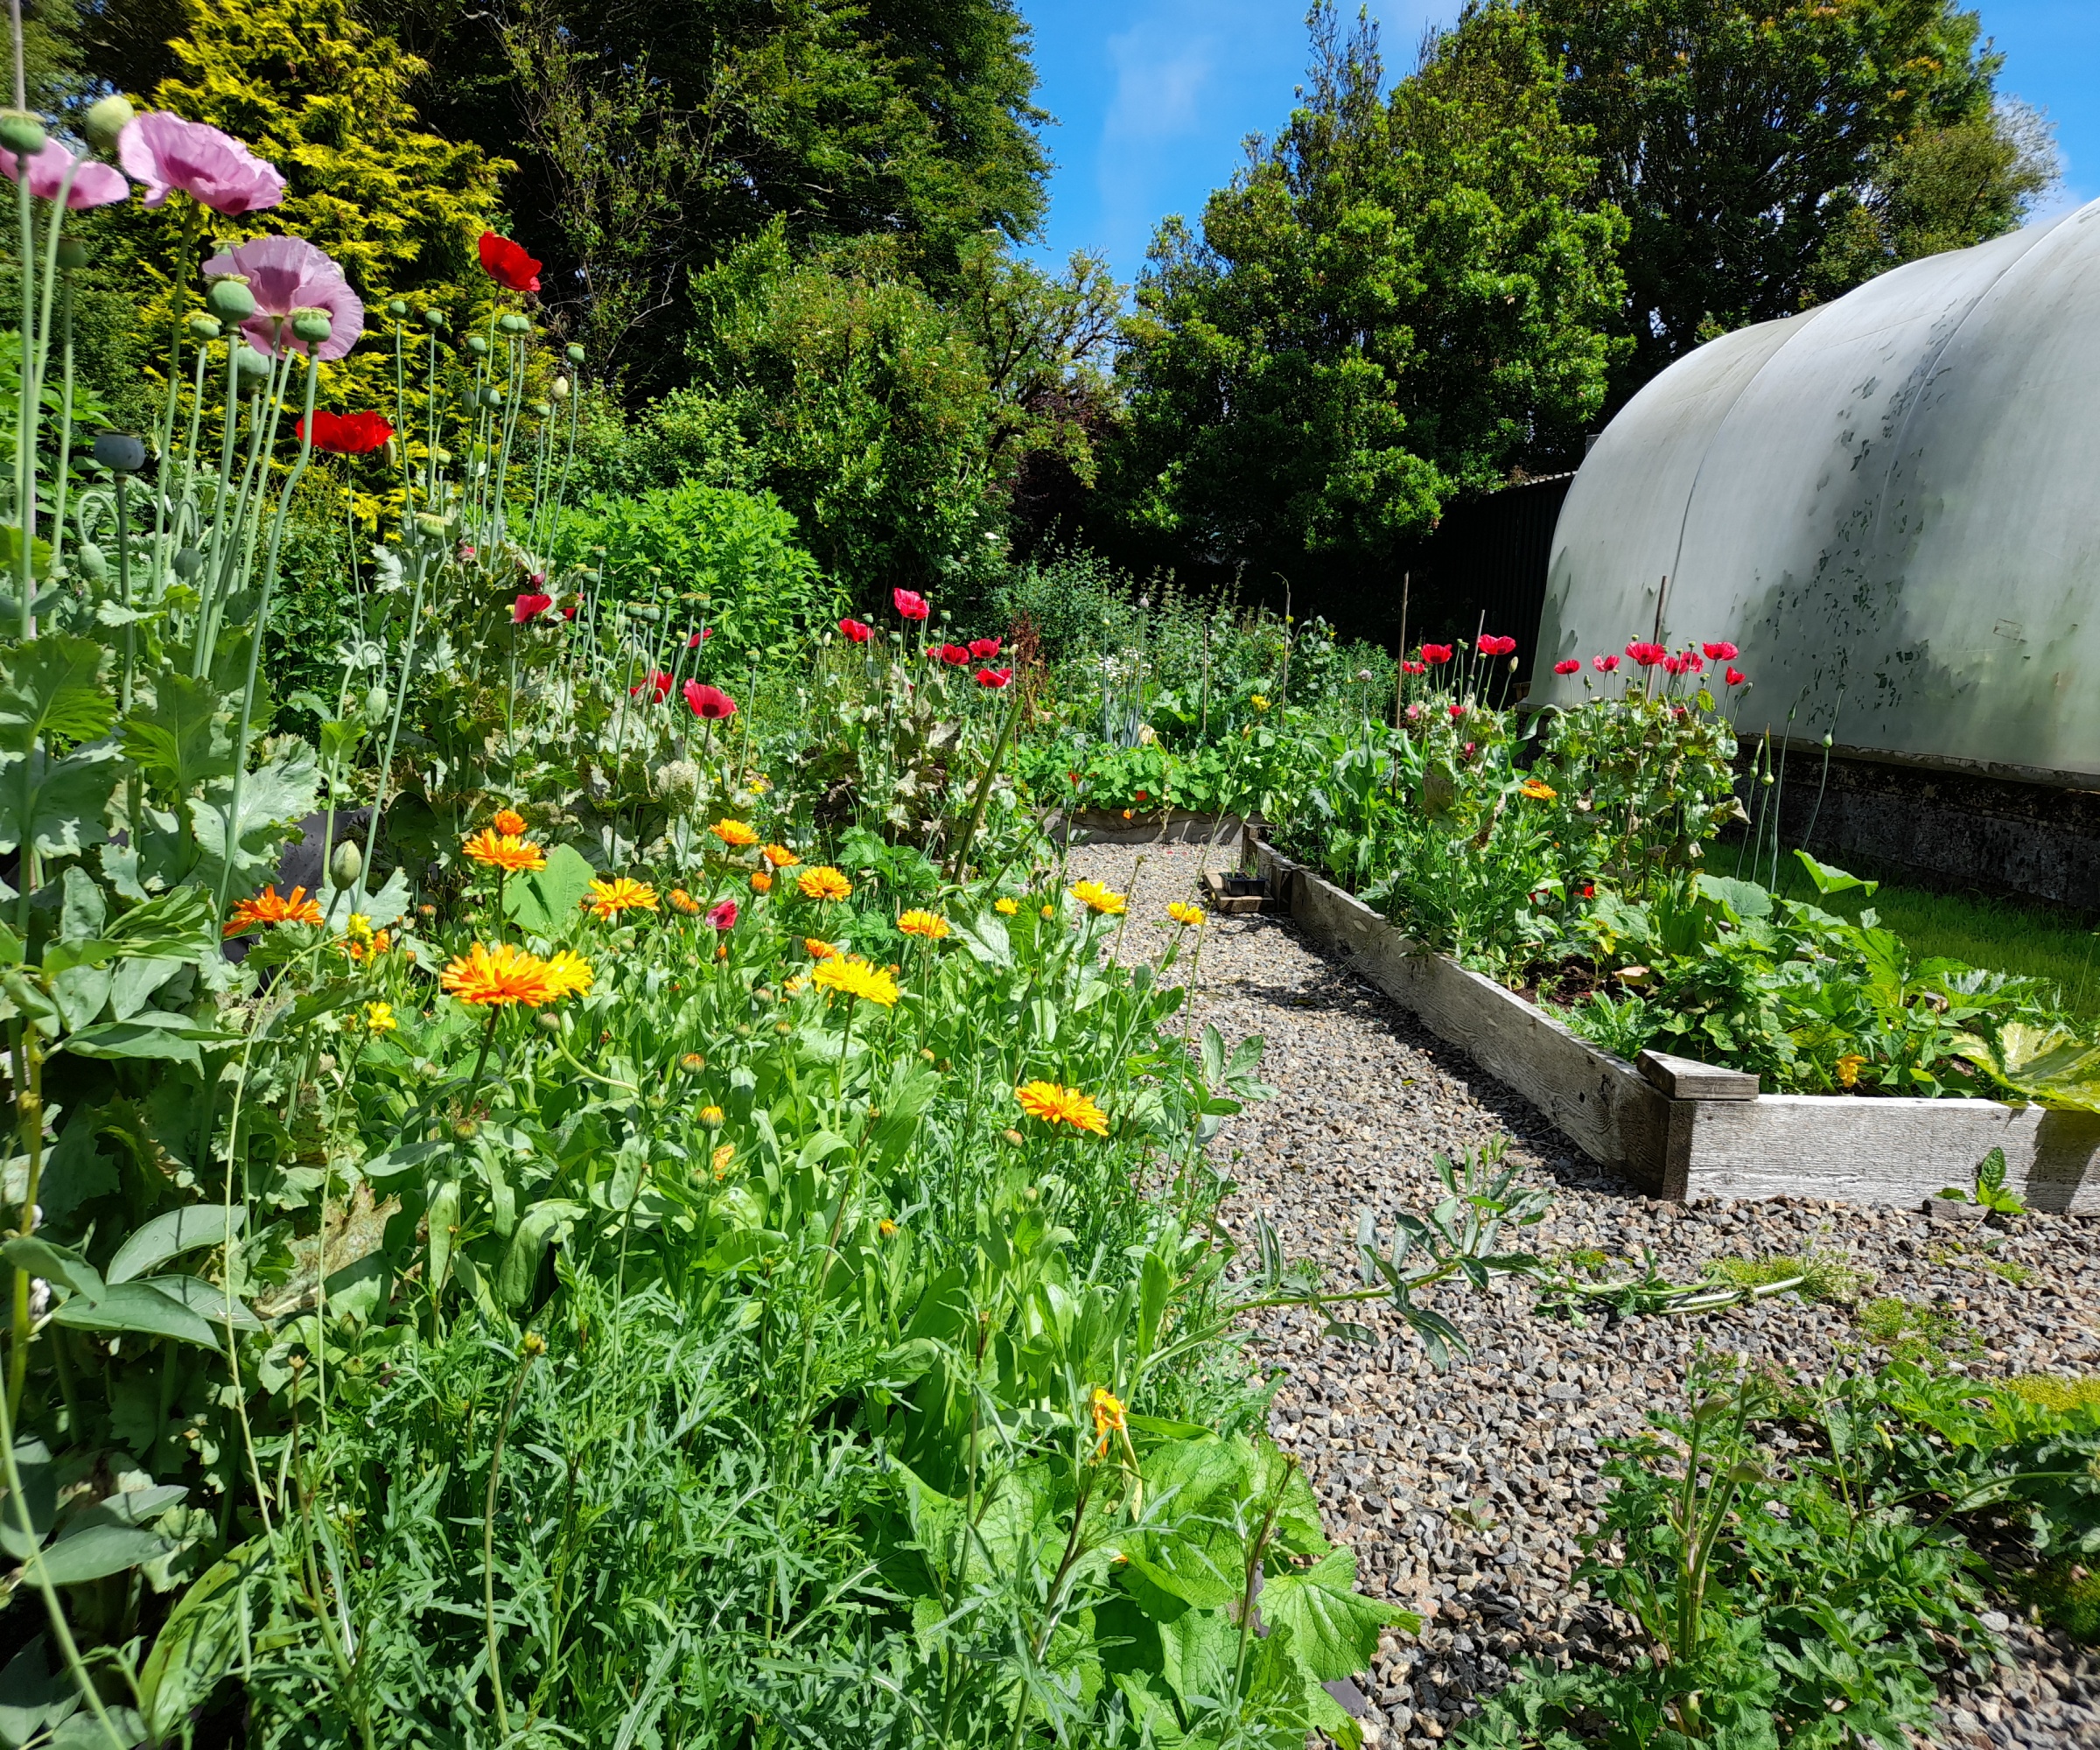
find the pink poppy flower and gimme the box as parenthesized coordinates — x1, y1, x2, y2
(839, 618, 872, 644)
(1592, 654, 1619, 673)
(1702, 641, 1739, 662)
(976, 667, 1012, 689)
(684, 682, 738, 720)
(968, 637, 1002, 660)
(707, 898, 738, 931)
(892, 589, 929, 621)
(118, 112, 284, 214)
(1553, 659, 1581, 676)
(1, 139, 128, 209)
(513, 593, 553, 623)
(200, 234, 364, 360)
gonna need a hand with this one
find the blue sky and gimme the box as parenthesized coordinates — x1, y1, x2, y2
(1018, 0, 2100, 284)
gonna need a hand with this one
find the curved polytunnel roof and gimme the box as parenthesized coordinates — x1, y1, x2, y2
(1531, 200, 2100, 786)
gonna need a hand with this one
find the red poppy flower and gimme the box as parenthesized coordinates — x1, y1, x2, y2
(839, 618, 872, 644)
(688, 628, 711, 649)
(1726, 667, 1746, 687)
(298, 409, 393, 454)
(1401, 660, 1427, 676)
(1593, 654, 1619, 673)
(1684, 652, 1705, 673)
(631, 669, 673, 700)
(1662, 654, 1687, 675)
(1580, 883, 1595, 899)
(562, 600, 578, 620)
(1626, 641, 1667, 667)
(968, 637, 1002, 660)
(478, 230, 541, 294)
(1553, 659, 1581, 676)
(936, 643, 970, 665)
(1420, 643, 1454, 665)
(1702, 640, 1739, 662)
(1479, 634, 1517, 656)
(707, 898, 738, 930)
(976, 667, 1013, 689)
(684, 682, 738, 720)
(1448, 703, 1466, 719)
(892, 589, 929, 621)
(1135, 789, 1148, 802)
(513, 593, 553, 623)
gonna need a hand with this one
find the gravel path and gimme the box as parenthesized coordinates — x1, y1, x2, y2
(1066, 838, 2100, 1750)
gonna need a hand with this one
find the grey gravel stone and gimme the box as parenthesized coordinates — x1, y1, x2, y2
(1067, 840, 2100, 1748)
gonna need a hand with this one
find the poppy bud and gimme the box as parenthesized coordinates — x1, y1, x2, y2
(172, 547, 204, 580)
(186, 313, 221, 341)
(422, 308, 446, 330)
(77, 542, 106, 582)
(566, 343, 584, 363)
(206, 276, 256, 322)
(551, 375, 570, 400)
(387, 298, 408, 318)
(93, 432, 144, 473)
(55, 237, 86, 271)
(466, 334, 488, 355)
(415, 512, 450, 536)
(82, 94, 134, 152)
(0, 111, 46, 157)
(330, 839, 363, 886)
(290, 308, 332, 346)
(480, 386, 504, 409)
(1821, 733, 1833, 748)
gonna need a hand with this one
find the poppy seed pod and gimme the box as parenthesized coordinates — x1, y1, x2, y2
(499, 312, 529, 334)
(421, 308, 445, 329)
(465, 333, 488, 355)
(55, 236, 87, 271)
(387, 298, 407, 318)
(186, 313, 221, 341)
(171, 547, 204, 580)
(0, 111, 47, 157)
(330, 839, 362, 886)
(234, 345, 272, 382)
(93, 431, 145, 472)
(566, 343, 584, 363)
(480, 385, 504, 409)
(206, 276, 256, 322)
(290, 308, 332, 345)
(82, 94, 134, 152)
(530, 401, 550, 418)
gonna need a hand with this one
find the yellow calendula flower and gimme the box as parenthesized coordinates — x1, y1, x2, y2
(540, 948, 595, 1000)
(462, 829, 547, 874)
(710, 819, 760, 848)
(1091, 1386, 1127, 1458)
(1015, 1080, 1110, 1137)
(1068, 879, 1127, 917)
(813, 956, 900, 1008)
(1167, 901, 1205, 928)
(710, 1142, 735, 1177)
(1519, 777, 1558, 802)
(878, 1218, 898, 1238)
(668, 887, 701, 915)
(440, 942, 558, 1008)
(798, 865, 852, 901)
(783, 974, 807, 997)
(345, 913, 374, 948)
(1250, 694, 1270, 711)
(583, 876, 659, 920)
(362, 1001, 396, 1034)
(761, 844, 801, 869)
(994, 897, 1018, 915)
(698, 1105, 725, 1128)
(898, 909, 949, 941)
(1835, 1054, 1866, 1088)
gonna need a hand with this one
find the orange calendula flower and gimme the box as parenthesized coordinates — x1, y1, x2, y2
(804, 938, 840, 960)
(668, 887, 701, 915)
(440, 942, 559, 1008)
(540, 948, 595, 1000)
(710, 1142, 735, 1177)
(994, 897, 1018, 915)
(1091, 1387, 1127, 1458)
(751, 871, 773, 893)
(1068, 880, 1126, 916)
(1518, 778, 1558, 802)
(491, 808, 528, 836)
(760, 844, 801, 869)
(582, 877, 659, 920)
(1015, 1081, 1110, 1137)
(463, 829, 548, 873)
(898, 909, 949, 941)
(1167, 901, 1205, 928)
(710, 819, 760, 848)
(224, 885, 326, 937)
(797, 865, 851, 901)
(813, 956, 900, 1008)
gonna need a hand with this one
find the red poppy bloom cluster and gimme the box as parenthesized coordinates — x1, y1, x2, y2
(839, 618, 872, 643)
(684, 682, 738, 720)
(1562, 639, 1746, 689)
(1479, 634, 1517, 657)
(298, 409, 393, 454)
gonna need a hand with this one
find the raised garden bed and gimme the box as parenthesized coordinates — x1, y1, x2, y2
(1243, 836, 2100, 1212)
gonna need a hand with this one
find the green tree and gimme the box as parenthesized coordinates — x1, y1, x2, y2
(1530, 0, 2061, 400)
(359, 0, 1049, 392)
(1102, 2, 1625, 616)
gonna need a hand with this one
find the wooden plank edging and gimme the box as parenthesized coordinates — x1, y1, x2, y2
(1248, 839, 2100, 1213)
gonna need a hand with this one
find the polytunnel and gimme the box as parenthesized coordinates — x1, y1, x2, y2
(1531, 198, 2100, 788)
